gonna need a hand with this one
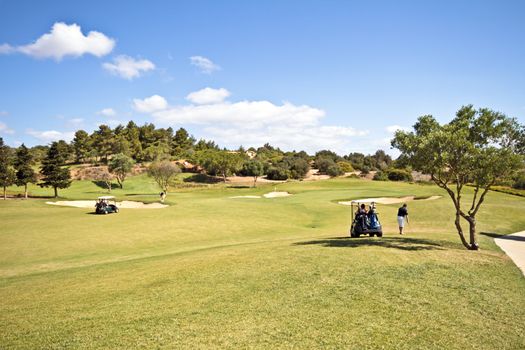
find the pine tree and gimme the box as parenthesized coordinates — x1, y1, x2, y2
(14, 144, 37, 198)
(0, 137, 15, 199)
(40, 141, 71, 197)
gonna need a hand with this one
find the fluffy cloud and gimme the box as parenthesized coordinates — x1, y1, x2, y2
(98, 108, 116, 117)
(137, 89, 368, 154)
(0, 122, 15, 134)
(27, 129, 75, 143)
(2, 22, 115, 60)
(103, 55, 155, 80)
(0, 111, 9, 116)
(0, 44, 14, 54)
(133, 95, 168, 113)
(186, 87, 230, 105)
(189, 56, 220, 74)
(386, 125, 410, 133)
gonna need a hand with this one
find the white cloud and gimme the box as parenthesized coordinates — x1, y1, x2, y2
(137, 90, 368, 154)
(0, 111, 8, 116)
(103, 55, 155, 80)
(98, 108, 116, 117)
(133, 95, 168, 113)
(5, 22, 115, 60)
(27, 129, 75, 143)
(153, 99, 325, 127)
(186, 87, 230, 105)
(105, 119, 125, 127)
(0, 122, 15, 134)
(0, 44, 14, 54)
(386, 125, 410, 133)
(190, 56, 220, 74)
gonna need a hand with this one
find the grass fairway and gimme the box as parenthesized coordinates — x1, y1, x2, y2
(1, 177, 525, 349)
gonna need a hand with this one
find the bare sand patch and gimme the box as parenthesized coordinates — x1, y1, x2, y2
(338, 195, 441, 206)
(46, 200, 167, 209)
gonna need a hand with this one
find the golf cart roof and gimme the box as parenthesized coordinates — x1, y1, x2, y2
(98, 196, 115, 200)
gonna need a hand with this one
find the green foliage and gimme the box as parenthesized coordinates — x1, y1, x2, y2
(316, 157, 343, 176)
(14, 144, 37, 197)
(147, 161, 181, 193)
(108, 153, 135, 189)
(344, 150, 392, 171)
(337, 161, 354, 173)
(282, 156, 310, 179)
(266, 164, 290, 180)
(373, 171, 388, 181)
(392, 105, 524, 249)
(386, 168, 413, 182)
(0, 138, 16, 199)
(39, 141, 72, 197)
(241, 159, 265, 187)
(194, 150, 244, 181)
(512, 172, 525, 190)
(72, 130, 90, 163)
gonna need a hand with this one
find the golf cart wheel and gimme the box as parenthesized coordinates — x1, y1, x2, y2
(115, 208, 119, 213)
(377, 231, 383, 237)
(104, 211, 108, 215)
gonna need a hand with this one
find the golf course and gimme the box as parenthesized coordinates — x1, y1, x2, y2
(1, 175, 525, 349)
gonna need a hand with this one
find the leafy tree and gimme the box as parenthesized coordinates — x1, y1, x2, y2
(172, 127, 195, 157)
(147, 161, 181, 195)
(0, 138, 15, 199)
(315, 150, 342, 163)
(108, 153, 135, 189)
(72, 130, 91, 163)
(92, 167, 114, 193)
(242, 159, 265, 187)
(373, 171, 389, 181)
(392, 105, 524, 250)
(282, 156, 310, 179)
(266, 164, 289, 180)
(92, 125, 115, 163)
(14, 144, 37, 198)
(316, 157, 343, 176)
(196, 150, 244, 182)
(39, 141, 72, 197)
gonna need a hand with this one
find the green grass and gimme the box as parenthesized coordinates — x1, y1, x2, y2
(1, 176, 525, 349)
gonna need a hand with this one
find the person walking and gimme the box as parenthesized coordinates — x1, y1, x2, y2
(397, 203, 409, 234)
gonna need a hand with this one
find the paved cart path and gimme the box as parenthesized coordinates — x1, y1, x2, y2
(494, 231, 525, 277)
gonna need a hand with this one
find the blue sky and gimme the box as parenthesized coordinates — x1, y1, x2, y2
(0, 0, 524, 155)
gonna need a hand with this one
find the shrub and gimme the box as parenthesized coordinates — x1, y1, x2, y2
(373, 171, 388, 181)
(512, 172, 525, 189)
(266, 165, 289, 180)
(337, 161, 354, 173)
(386, 168, 413, 182)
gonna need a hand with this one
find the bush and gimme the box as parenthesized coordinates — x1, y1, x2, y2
(288, 158, 310, 179)
(373, 171, 388, 181)
(266, 165, 289, 180)
(337, 161, 354, 173)
(326, 164, 344, 177)
(512, 172, 525, 189)
(360, 166, 370, 175)
(386, 168, 413, 182)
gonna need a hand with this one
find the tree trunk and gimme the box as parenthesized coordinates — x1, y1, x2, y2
(467, 217, 479, 250)
(24, 184, 28, 199)
(223, 172, 227, 183)
(54, 186, 58, 198)
(454, 212, 471, 249)
(253, 176, 257, 188)
(3, 186, 6, 200)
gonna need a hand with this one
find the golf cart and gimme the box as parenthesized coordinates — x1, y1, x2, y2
(350, 201, 383, 237)
(95, 196, 119, 214)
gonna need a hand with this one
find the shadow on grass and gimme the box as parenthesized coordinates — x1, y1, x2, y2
(92, 181, 119, 191)
(294, 236, 445, 251)
(183, 174, 222, 184)
(480, 232, 525, 242)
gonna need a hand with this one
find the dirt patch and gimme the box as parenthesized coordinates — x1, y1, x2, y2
(46, 200, 167, 209)
(338, 195, 441, 205)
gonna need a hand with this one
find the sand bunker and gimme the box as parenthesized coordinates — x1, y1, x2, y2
(229, 191, 292, 199)
(46, 200, 167, 209)
(263, 191, 291, 198)
(338, 195, 441, 206)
